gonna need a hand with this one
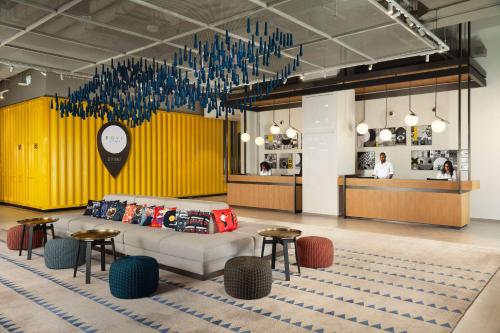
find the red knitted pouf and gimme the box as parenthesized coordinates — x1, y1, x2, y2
(297, 236, 334, 268)
(6, 225, 44, 250)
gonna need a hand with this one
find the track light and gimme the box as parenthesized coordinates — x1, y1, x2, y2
(391, 11, 401, 18)
(9, 65, 13, 73)
(40, 71, 47, 76)
(425, 54, 430, 62)
(418, 28, 426, 37)
(0, 89, 7, 100)
(387, 3, 393, 15)
(368, 64, 373, 71)
(60, 74, 64, 80)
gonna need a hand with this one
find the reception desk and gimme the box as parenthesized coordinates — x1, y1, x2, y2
(338, 177, 480, 227)
(227, 175, 302, 213)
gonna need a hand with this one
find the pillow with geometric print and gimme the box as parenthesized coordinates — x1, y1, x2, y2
(122, 203, 137, 224)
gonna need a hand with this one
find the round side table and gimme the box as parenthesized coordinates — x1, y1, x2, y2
(258, 227, 302, 281)
(71, 229, 120, 284)
(17, 217, 59, 260)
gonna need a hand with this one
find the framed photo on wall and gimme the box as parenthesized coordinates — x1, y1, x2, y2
(411, 125, 432, 145)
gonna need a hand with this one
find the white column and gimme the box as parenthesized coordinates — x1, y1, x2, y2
(302, 90, 356, 215)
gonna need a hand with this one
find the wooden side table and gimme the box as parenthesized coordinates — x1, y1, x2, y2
(258, 228, 302, 281)
(71, 229, 120, 284)
(17, 217, 58, 260)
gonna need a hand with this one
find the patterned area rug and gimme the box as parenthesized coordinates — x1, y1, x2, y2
(1, 220, 499, 333)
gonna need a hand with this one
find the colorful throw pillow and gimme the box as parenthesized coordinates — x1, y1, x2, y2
(151, 206, 169, 228)
(130, 204, 147, 225)
(140, 206, 156, 226)
(84, 200, 99, 216)
(106, 201, 127, 221)
(212, 208, 238, 232)
(98, 200, 118, 219)
(162, 209, 180, 230)
(184, 210, 211, 234)
(91, 200, 104, 217)
(122, 203, 137, 224)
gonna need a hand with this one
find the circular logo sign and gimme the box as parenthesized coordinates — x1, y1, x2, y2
(101, 125, 127, 154)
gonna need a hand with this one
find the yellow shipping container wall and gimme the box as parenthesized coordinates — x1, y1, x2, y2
(0, 97, 227, 210)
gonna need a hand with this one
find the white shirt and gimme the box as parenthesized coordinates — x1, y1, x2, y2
(259, 169, 272, 176)
(436, 171, 456, 181)
(373, 161, 394, 179)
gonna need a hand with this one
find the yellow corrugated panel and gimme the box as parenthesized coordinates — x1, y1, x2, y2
(0, 97, 227, 209)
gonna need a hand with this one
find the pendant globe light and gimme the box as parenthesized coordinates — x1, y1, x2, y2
(255, 113, 265, 146)
(285, 97, 299, 139)
(270, 110, 281, 134)
(379, 86, 392, 142)
(241, 108, 250, 142)
(431, 77, 448, 133)
(404, 81, 419, 126)
(356, 99, 369, 135)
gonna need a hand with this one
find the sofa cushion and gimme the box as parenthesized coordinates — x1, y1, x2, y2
(130, 204, 146, 225)
(159, 232, 254, 263)
(52, 212, 85, 233)
(104, 194, 136, 202)
(123, 227, 176, 253)
(171, 199, 228, 211)
(234, 221, 283, 256)
(135, 196, 174, 207)
(140, 206, 156, 226)
(213, 208, 238, 232)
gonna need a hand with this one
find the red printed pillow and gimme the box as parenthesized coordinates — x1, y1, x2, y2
(122, 203, 137, 224)
(212, 208, 238, 232)
(151, 206, 176, 228)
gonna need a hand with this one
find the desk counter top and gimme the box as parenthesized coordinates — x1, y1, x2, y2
(338, 177, 479, 192)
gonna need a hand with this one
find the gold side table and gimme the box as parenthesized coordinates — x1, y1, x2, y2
(17, 217, 59, 260)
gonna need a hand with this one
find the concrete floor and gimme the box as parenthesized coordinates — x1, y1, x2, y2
(1, 200, 500, 333)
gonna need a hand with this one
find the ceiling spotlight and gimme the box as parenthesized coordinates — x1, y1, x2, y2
(299, 73, 304, 81)
(0, 89, 7, 100)
(391, 11, 401, 18)
(425, 54, 430, 62)
(40, 71, 47, 76)
(418, 28, 426, 37)
(60, 74, 64, 80)
(406, 18, 415, 27)
(368, 64, 373, 71)
(241, 132, 250, 142)
(387, 3, 394, 15)
(9, 65, 13, 73)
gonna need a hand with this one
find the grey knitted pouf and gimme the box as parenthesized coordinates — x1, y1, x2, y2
(224, 256, 272, 300)
(44, 238, 85, 269)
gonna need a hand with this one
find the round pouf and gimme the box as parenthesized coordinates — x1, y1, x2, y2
(44, 238, 85, 269)
(224, 256, 272, 300)
(109, 256, 159, 299)
(6, 225, 44, 251)
(297, 236, 334, 268)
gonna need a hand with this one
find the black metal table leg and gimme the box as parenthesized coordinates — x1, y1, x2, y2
(111, 238, 117, 261)
(27, 226, 34, 260)
(271, 239, 277, 269)
(42, 224, 48, 246)
(100, 240, 106, 271)
(283, 240, 290, 281)
(73, 240, 81, 278)
(294, 238, 301, 274)
(18, 225, 26, 256)
(260, 237, 266, 258)
(85, 241, 92, 284)
(49, 224, 55, 239)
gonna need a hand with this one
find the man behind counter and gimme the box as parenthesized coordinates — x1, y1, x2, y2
(372, 152, 394, 179)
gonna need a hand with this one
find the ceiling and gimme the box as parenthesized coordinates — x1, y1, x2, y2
(0, 0, 450, 81)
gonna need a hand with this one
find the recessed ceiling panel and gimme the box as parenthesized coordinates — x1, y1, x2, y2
(134, 44, 178, 63)
(146, 0, 260, 25)
(0, 25, 19, 41)
(0, 46, 91, 71)
(10, 33, 119, 63)
(337, 24, 433, 60)
(289, 40, 366, 68)
(217, 9, 322, 46)
(66, 0, 200, 40)
(275, 0, 394, 38)
(0, 0, 50, 28)
(35, 15, 153, 52)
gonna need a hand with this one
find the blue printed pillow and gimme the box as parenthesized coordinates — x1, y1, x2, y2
(140, 206, 156, 226)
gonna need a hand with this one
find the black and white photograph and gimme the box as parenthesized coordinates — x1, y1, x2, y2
(264, 153, 277, 169)
(411, 125, 432, 145)
(357, 151, 376, 170)
(279, 153, 293, 169)
(361, 127, 407, 147)
(411, 150, 458, 170)
(264, 134, 298, 150)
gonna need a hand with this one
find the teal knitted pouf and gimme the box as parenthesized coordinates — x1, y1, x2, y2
(44, 238, 85, 269)
(109, 256, 159, 299)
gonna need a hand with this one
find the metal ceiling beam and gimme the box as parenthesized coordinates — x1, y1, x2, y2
(245, 0, 375, 61)
(0, 58, 91, 79)
(3, 45, 95, 64)
(0, 0, 83, 47)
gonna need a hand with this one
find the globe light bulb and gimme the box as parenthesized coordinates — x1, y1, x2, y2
(255, 136, 265, 146)
(285, 127, 297, 139)
(431, 118, 446, 133)
(404, 113, 419, 126)
(356, 122, 369, 135)
(379, 128, 392, 141)
(270, 123, 281, 134)
(241, 132, 250, 142)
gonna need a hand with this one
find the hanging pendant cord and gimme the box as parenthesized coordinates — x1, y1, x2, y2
(385, 85, 388, 128)
(434, 76, 438, 117)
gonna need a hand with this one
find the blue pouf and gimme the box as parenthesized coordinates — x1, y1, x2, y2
(109, 256, 159, 299)
(45, 238, 85, 269)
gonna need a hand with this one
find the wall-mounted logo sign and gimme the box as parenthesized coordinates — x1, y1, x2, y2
(97, 122, 130, 178)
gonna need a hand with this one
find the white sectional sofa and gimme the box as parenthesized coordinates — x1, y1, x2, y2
(52, 194, 275, 279)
